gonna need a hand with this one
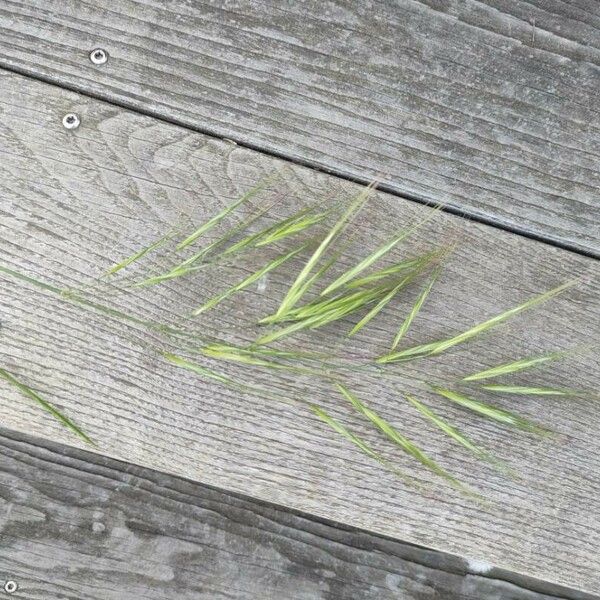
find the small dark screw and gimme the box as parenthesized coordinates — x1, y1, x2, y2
(89, 48, 108, 65)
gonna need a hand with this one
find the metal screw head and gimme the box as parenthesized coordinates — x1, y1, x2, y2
(89, 48, 108, 65)
(3, 580, 17, 594)
(62, 113, 80, 130)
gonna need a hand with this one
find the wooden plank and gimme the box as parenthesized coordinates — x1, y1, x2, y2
(0, 0, 598, 255)
(2, 428, 598, 600)
(0, 71, 599, 592)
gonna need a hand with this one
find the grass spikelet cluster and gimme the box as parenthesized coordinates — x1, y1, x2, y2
(273, 183, 375, 319)
(1, 175, 589, 497)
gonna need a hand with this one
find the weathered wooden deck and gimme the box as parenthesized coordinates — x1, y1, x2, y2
(3, 427, 599, 600)
(0, 1, 598, 598)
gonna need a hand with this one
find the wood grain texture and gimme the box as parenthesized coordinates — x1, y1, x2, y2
(4, 428, 599, 600)
(0, 71, 599, 592)
(0, 0, 598, 254)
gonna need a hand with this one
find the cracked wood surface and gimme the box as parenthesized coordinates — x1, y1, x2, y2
(0, 71, 599, 593)
(0, 0, 598, 254)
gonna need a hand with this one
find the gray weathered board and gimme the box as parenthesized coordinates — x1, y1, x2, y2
(0, 70, 599, 593)
(2, 427, 598, 600)
(0, 0, 598, 255)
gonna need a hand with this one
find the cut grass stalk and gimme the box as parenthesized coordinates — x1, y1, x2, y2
(336, 383, 466, 489)
(320, 205, 441, 296)
(0, 264, 222, 348)
(274, 183, 375, 319)
(193, 244, 307, 315)
(431, 386, 550, 435)
(377, 280, 577, 364)
(163, 352, 297, 406)
(3, 167, 584, 498)
(0, 264, 65, 295)
(0, 368, 94, 446)
(391, 266, 441, 350)
(176, 173, 279, 251)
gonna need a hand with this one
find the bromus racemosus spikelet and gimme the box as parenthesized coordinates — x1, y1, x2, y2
(404, 394, 509, 474)
(320, 205, 442, 296)
(105, 229, 175, 276)
(335, 383, 466, 491)
(461, 348, 580, 382)
(377, 280, 577, 364)
(391, 266, 441, 350)
(134, 203, 276, 287)
(430, 387, 550, 435)
(176, 173, 280, 251)
(478, 384, 581, 396)
(310, 404, 413, 485)
(2, 175, 592, 499)
(0, 368, 94, 445)
(193, 244, 308, 315)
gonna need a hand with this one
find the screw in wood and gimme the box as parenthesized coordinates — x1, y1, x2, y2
(62, 113, 81, 130)
(89, 48, 108, 65)
(3, 581, 18, 594)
